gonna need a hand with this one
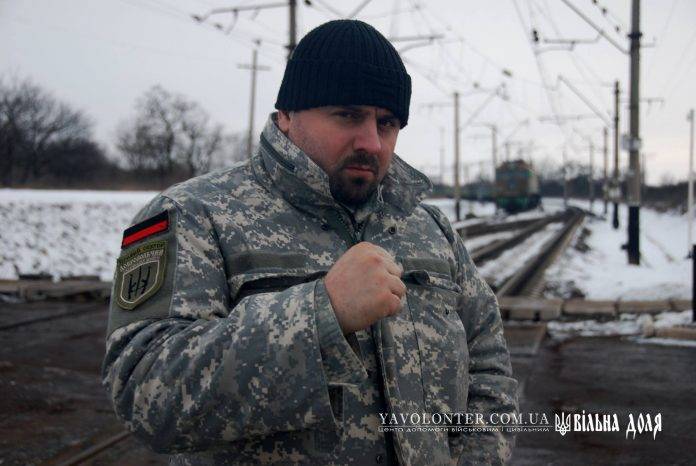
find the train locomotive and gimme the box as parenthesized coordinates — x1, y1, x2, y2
(494, 159, 541, 213)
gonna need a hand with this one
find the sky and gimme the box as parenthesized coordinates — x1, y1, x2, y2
(1, 0, 695, 185)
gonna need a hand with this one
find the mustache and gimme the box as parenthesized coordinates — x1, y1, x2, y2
(339, 153, 379, 173)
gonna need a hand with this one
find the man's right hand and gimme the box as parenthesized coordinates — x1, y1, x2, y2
(324, 242, 406, 334)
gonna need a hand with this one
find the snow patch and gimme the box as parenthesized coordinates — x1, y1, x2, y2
(1, 189, 156, 281)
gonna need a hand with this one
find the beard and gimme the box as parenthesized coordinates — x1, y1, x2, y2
(328, 152, 381, 207)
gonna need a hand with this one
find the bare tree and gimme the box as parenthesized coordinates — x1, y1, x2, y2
(44, 138, 109, 187)
(117, 86, 226, 180)
(208, 132, 248, 171)
(0, 76, 91, 186)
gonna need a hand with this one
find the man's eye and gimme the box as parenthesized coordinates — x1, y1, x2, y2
(337, 112, 358, 120)
(379, 119, 397, 128)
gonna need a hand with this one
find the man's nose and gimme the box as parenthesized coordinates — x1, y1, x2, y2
(352, 119, 382, 154)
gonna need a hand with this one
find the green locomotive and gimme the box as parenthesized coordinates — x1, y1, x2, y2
(495, 159, 541, 213)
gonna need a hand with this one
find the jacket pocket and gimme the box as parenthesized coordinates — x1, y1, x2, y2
(403, 269, 469, 415)
(230, 270, 327, 306)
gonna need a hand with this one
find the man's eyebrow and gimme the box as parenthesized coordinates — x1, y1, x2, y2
(330, 106, 397, 121)
(333, 105, 367, 113)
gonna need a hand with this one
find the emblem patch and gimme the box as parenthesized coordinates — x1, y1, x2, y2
(115, 240, 167, 310)
(122, 210, 169, 248)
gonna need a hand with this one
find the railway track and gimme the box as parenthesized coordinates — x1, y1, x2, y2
(495, 207, 585, 298)
(0, 299, 166, 465)
(0, 301, 104, 331)
(468, 212, 566, 265)
(456, 207, 585, 299)
(458, 215, 553, 238)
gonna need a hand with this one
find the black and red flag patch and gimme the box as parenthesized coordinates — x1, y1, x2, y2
(121, 211, 169, 249)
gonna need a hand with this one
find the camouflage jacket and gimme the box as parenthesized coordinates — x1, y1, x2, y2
(102, 114, 518, 466)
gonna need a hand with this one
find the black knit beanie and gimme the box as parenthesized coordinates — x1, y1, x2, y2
(275, 19, 412, 127)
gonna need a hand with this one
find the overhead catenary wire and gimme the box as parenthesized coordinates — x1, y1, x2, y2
(536, 0, 612, 110)
(0, 9, 275, 68)
(643, 0, 679, 75)
(557, 0, 627, 54)
(588, 0, 629, 36)
(659, 27, 696, 102)
(513, 1, 568, 140)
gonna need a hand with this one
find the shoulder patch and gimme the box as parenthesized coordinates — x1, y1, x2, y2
(115, 240, 167, 310)
(122, 210, 169, 248)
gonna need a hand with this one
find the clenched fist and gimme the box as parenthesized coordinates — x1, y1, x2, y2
(324, 242, 406, 334)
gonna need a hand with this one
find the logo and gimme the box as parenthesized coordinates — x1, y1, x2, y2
(555, 413, 571, 436)
(116, 240, 167, 310)
(553, 410, 661, 439)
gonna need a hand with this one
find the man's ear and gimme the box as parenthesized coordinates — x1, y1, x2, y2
(277, 110, 291, 134)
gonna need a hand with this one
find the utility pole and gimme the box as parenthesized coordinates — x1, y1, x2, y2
(288, 0, 297, 59)
(439, 126, 445, 184)
(473, 123, 498, 181)
(490, 125, 498, 180)
(613, 81, 620, 229)
(238, 42, 270, 157)
(627, 0, 642, 265)
(465, 164, 474, 216)
(491, 126, 498, 214)
(688, 109, 694, 257)
(589, 140, 595, 213)
(563, 146, 568, 209)
(192, 2, 296, 61)
(641, 152, 646, 200)
(603, 126, 608, 215)
(454, 92, 461, 221)
(455, 88, 501, 219)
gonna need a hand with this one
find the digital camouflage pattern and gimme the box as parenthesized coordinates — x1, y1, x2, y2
(102, 114, 518, 465)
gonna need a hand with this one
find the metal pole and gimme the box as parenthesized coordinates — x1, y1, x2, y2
(641, 152, 646, 200)
(491, 125, 498, 214)
(247, 47, 258, 158)
(627, 0, 641, 265)
(688, 109, 694, 256)
(454, 92, 460, 221)
(613, 80, 620, 229)
(466, 164, 473, 216)
(288, 0, 297, 60)
(439, 126, 445, 184)
(693, 244, 696, 322)
(589, 141, 594, 213)
(563, 146, 568, 209)
(492, 125, 498, 179)
(603, 126, 608, 215)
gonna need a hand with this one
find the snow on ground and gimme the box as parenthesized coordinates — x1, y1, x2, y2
(543, 198, 690, 300)
(0, 191, 691, 301)
(546, 310, 696, 347)
(0, 189, 157, 281)
(429, 197, 689, 300)
(423, 198, 495, 221)
(477, 222, 565, 287)
(424, 197, 563, 228)
(630, 336, 696, 348)
(463, 230, 519, 252)
(547, 313, 648, 339)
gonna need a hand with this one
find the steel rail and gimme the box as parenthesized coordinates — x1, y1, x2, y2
(495, 208, 585, 298)
(0, 302, 104, 331)
(470, 213, 565, 265)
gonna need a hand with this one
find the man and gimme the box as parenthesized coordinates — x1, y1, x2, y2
(103, 19, 518, 466)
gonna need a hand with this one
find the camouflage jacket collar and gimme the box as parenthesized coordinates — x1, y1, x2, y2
(253, 113, 432, 217)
